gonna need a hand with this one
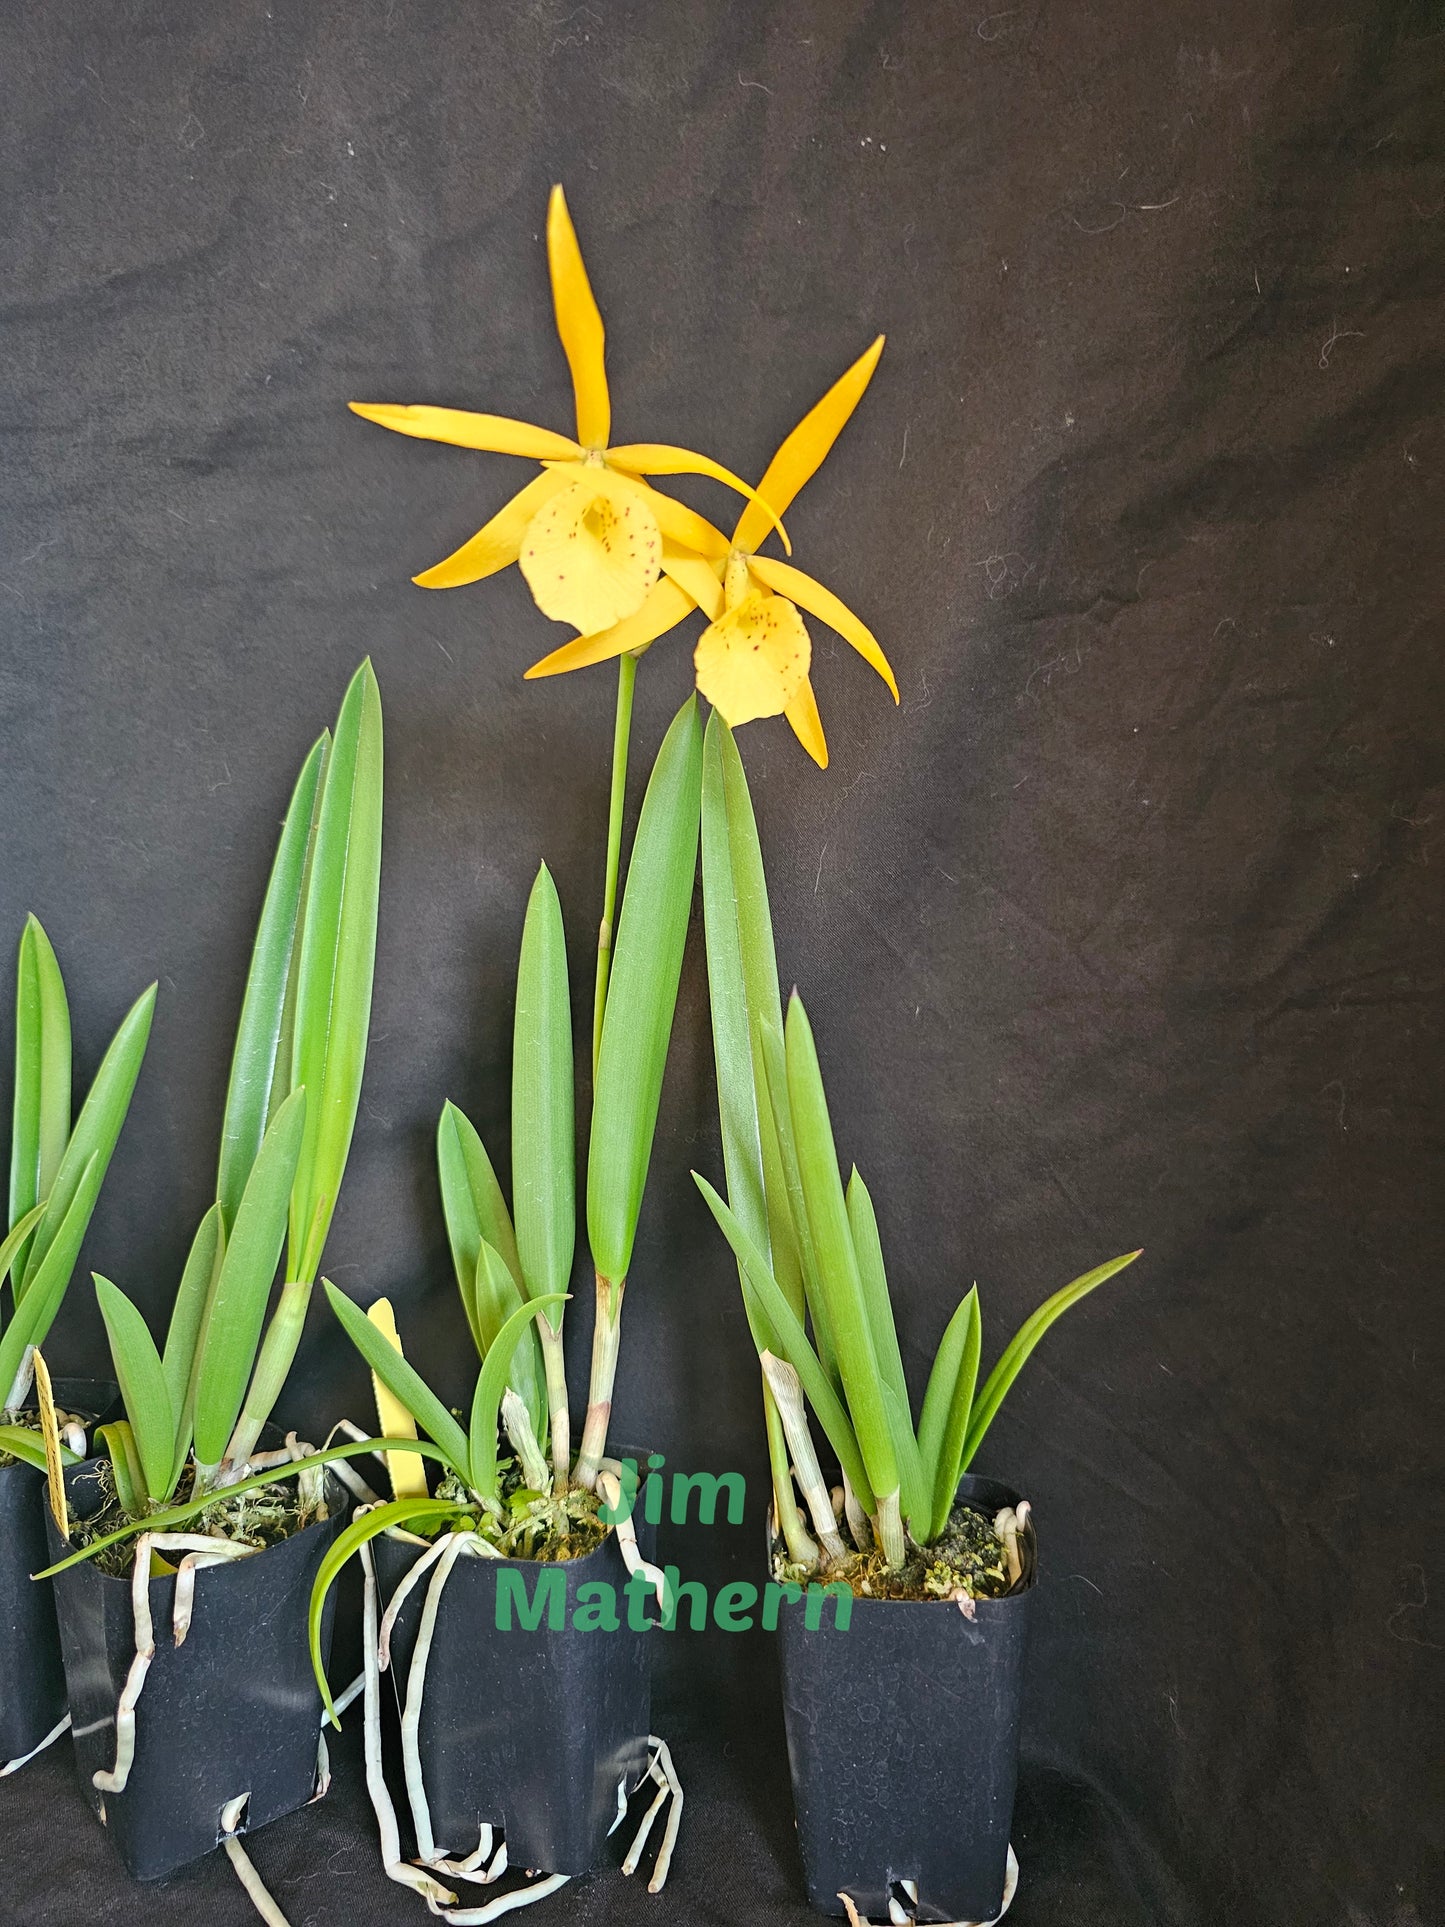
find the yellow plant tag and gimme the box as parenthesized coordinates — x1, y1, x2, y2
(32, 1350, 69, 1542)
(366, 1299, 428, 1500)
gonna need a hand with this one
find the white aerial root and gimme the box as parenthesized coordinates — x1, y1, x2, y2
(620, 1735, 684, 1893)
(0, 1711, 71, 1776)
(95, 1531, 259, 1793)
(837, 1843, 1020, 1926)
(356, 1532, 457, 1906)
(596, 1469, 670, 1616)
(401, 1531, 473, 1862)
(219, 1793, 295, 1927)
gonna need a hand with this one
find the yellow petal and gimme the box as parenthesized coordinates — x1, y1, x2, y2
(525, 576, 696, 678)
(349, 402, 580, 463)
(518, 476, 661, 631)
(694, 591, 812, 727)
(365, 1300, 429, 1500)
(731, 335, 885, 553)
(547, 185, 610, 450)
(660, 543, 725, 620)
(413, 467, 577, 589)
(608, 444, 791, 554)
(747, 554, 898, 702)
(785, 677, 830, 769)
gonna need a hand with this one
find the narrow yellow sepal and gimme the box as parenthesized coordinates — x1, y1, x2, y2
(660, 544, 726, 620)
(349, 402, 580, 464)
(365, 1300, 429, 1500)
(547, 185, 611, 450)
(413, 467, 577, 589)
(731, 334, 885, 553)
(747, 554, 898, 701)
(607, 444, 791, 554)
(524, 575, 696, 678)
(785, 676, 830, 769)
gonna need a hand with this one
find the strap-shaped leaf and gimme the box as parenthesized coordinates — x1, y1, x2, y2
(289, 660, 383, 1285)
(0, 1201, 47, 1322)
(693, 1172, 874, 1515)
(918, 1286, 982, 1542)
(0, 1422, 80, 1473)
(217, 732, 329, 1228)
(846, 1169, 928, 1530)
(962, 1250, 1143, 1470)
(588, 696, 702, 1286)
(94, 1275, 175, 1504)
(511, 864, 574, 1330)
(309, 1497, 468, 1724)
(783, 995, 898, 1508)
(97, 1420, 144, 1518)
(324, 1282, 471, 1483)
(19, 982, 155, 1296)
(475, 1241, 546, 1444)
(437, 1102, 523, 1354)
(760, 1018, 834, 1365)
(191, 1088, 307, 1466)
(161, 1203, 225, 1485)
(468, 1292, 568, 1502)
(0, 1155, 102, 1406)
(9, 916, 71, 1287)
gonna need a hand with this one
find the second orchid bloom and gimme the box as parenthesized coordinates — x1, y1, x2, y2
(350, 187, 897, 768)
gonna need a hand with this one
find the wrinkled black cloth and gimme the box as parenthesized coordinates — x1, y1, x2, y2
(1, 1, 1442, 1922)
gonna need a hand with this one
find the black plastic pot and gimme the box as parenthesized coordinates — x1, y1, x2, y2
(372, 1489, 654, 1876)
(47, 1455, 347, 1882)
(0, 1378, 116, 1763)
(776, 1473, 1035, 1924)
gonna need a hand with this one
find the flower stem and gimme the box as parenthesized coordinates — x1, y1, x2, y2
(592, 650, 638, 1079)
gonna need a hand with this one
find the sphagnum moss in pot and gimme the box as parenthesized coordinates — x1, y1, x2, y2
(313, 696, 700, 1915)
(37, 661, 411, 1904)
(695, 715, 1142, 1924)
(0, 914, 153, 1770)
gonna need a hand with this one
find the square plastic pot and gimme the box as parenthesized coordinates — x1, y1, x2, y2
(47, 1455, 347, 1881)
(776, 1473, 1035, 1924)
(372, 1492, 654, 1876)
(0, 1378, 116, 1763)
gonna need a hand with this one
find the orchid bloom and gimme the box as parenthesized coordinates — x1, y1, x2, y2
(349, 186, 786, 636)
(523, 337, 898, 769)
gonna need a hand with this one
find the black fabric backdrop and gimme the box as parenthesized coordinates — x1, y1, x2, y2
(2, 2, 1442, 1922)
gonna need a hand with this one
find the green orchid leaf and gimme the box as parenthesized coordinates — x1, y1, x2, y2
(783, 995, 898, 1509)
(511, 863, 574, 1331)
(9, 917, 71, 1287)
(0, 1202, 48, 1324)
(191, 1088, 307, 1467)
(0, 1423, 80, 1474)
(0, 1156, 102, 1407)
(94, 1275, 175, 1505)
(693, 1172, 874, 1515)
(962, 1250, 1143, 1471)
(324, 1281, 471, 1483)
(760, 1017, 833, 1362)
(18, 981, 155, 1299)
(918, 1286, 982, 1541)
(161, 1203, 225, 1485)
(289, 660, 383, 1286)
(436, 1101, 522, 1353)
(846, 1169, 928, 1531)
(216, 733, 329, 1228)
(588, 695, 702, 1287)
(309, 1497, 468, 1724)
(97, 1419, 144, 1518)
(467, 1290, 568, 1502)
(474, 1240, 546, 1444)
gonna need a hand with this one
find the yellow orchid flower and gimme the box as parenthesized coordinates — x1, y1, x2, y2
(349, 185, 787, 635)
(524, 336, 898, 769)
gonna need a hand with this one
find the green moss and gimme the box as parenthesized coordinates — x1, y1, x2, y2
(773, 1498, 1022, 1603)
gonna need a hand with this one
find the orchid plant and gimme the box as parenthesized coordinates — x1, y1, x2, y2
(695, 713, 1140, 1582)
(0, 917, 154, 1465)
(36, 663, 421, 1586)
